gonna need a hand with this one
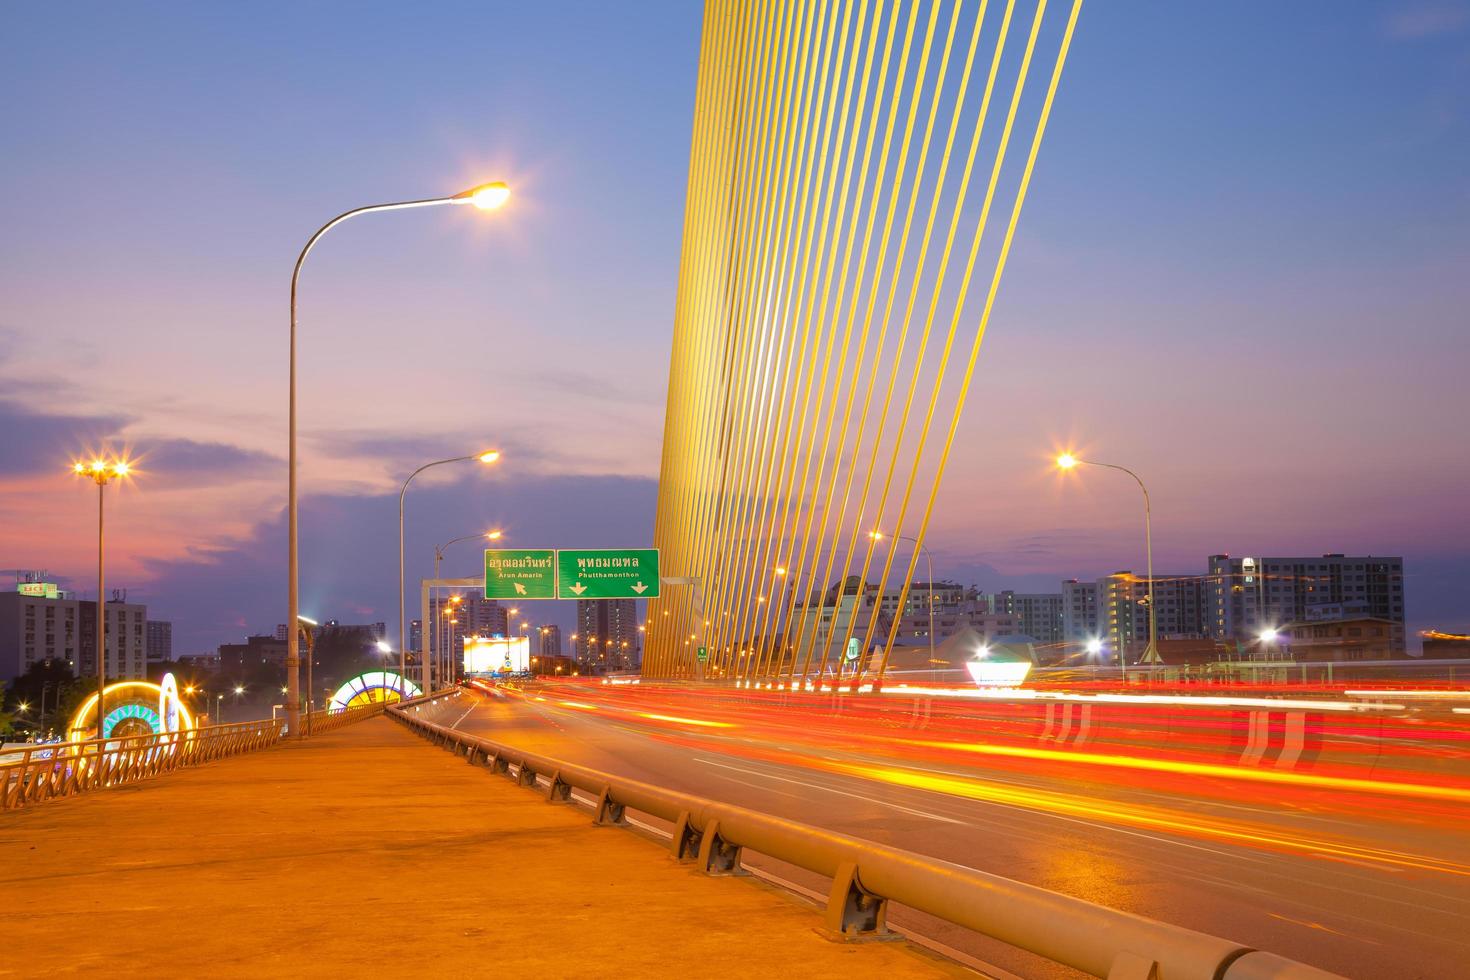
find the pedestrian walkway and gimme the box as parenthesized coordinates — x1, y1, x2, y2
(2, 716, 963, 978)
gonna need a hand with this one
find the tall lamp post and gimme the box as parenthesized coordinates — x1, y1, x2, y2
(73, 455, 133, 740)
(432, 530, 503, 687)
(398, 453, 500, 697)
(1057, 454, 1158, 677)
(869, 530, 937, 675)
(288, 180, 509, 738)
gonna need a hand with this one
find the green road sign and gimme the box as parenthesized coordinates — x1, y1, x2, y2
(844, 636, 862, 662)
(556, 548, 660, 600)
(696, 646, 708, 663)
(484, 549, 557, 600)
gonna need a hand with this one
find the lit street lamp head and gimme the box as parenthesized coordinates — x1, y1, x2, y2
(478, 450, 501, 464)
(455, 181, 510, 210)
(486, 529, 503, 540)
(1057, 453, 1079, 470)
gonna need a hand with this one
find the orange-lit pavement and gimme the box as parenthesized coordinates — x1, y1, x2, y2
(1, 709, 962, 979)
(456, 682, 1470, 979)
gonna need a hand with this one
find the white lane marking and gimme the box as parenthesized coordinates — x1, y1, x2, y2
(1277, 712, 1307, 769)
(449, 702, 477, 730)
(692, 758, 968, 826)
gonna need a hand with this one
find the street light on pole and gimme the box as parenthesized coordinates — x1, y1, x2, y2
(398, 453, 500, 698)
(432, 530, 503, 688)
(1057, 453, 1159, 678)
(73, 453, 133, 741)
(288, 181, 509, 739)
(870, 530, 937, 674)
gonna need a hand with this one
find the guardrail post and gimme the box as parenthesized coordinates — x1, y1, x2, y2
(489, 753, 509, 775)
(695, 818, 743, 875)
(516, 763, 537, 788)
(545, 770, 572, 803)
(1107, 951, 1160, 980)
(593, 785, 626, 826)
(824, 861, 888, 938)
(671, 810, 700, 860)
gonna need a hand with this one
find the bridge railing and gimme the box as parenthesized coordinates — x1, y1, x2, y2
(301, 700, 386, 735)
(390, 690, 1341, 980)
(1, 700, 393, 812)
(1, 717, 284, 811)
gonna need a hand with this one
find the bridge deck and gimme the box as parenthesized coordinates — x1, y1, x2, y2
(3, 714, 959, 978)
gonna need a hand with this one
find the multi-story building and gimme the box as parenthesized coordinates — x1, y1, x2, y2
(146, 620, 172, 664)
(0, 589, 81, 681)
(1061, 579, 1099, 647)
(1206, 554, 1406, 655)
(1096, 571, 1210, 661)
(1282, 616, 1397, 661)
(576, 599, 639, 670)
(217, 635, 287, 672)
(538, 624, 563, 657)
(984, 591, 1064, 646)
(892, 602, 1020, 646)
(76, 597, 149, 682)
(409, 619, 423, 653)
(876, 581, 968, 620)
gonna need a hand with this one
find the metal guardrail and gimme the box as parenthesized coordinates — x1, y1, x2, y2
(1, 718, 284, 811)
(302, 700, 386, 735)
(2, 700, 388, 812)
(391, 690, 1343, 980)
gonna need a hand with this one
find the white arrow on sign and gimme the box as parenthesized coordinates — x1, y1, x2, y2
(569, 582, 587, 596)
(513, 582, 527, 595)
(632, 581, 647, 594)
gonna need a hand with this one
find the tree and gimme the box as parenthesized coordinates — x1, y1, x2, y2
(7, 659, 86, 736)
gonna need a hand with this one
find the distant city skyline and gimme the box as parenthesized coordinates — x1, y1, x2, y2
(2, 3, 1465, 654)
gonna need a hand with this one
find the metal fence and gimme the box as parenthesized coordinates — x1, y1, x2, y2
(390, 691, 1342, 980)
(302, 700, 385, 735)
(2, 701, 389, 812)
(1, 718, 283, 811)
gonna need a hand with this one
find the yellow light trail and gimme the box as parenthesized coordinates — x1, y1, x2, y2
(819, 757, 1470, 878)
(898, 736, 1470, 804)
(635, 711, 736, 729)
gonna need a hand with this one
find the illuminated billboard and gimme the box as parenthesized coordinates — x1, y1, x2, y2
(17, 582, 59, 599)
(464, 635, 530, 675)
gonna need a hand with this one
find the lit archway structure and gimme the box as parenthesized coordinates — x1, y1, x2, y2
(68, 678, 196, 742)
(327, 671, 420, 711)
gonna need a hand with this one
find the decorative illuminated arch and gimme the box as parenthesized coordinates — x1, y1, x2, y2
(327, 671, 420, 711)
(68, 679, 196, 742)
(159, 672, 184, 734)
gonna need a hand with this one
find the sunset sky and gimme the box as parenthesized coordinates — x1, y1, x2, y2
(2, 2, 1466, 655)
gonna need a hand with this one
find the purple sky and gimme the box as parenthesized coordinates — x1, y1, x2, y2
(2, 2, 1466, 655)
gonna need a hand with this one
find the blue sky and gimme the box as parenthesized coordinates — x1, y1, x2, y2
(1, 1, 1465, 654)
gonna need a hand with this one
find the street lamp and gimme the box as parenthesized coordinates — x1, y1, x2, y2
(398, 454, 500, 697)
(430, 529, 503, 687)
(869, 530, 937, 676)
(288, 181, 510, 739)
(1057, 453, 1158, 678)
(73, 453, 133, 740)
(374, 640, 394, 703)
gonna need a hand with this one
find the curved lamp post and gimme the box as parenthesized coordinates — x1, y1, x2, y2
(1057, 454, 1157, 678)
(432, 529, 503, 686)
(287, 181, 508, 736)
(869, 530, 937, 679)
(398, 456, 500, 696)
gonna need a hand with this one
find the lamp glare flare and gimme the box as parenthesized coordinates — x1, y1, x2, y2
(465, 182, 510, 211)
